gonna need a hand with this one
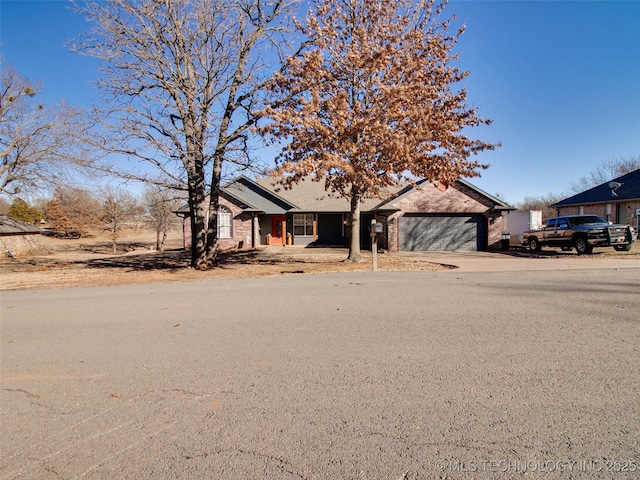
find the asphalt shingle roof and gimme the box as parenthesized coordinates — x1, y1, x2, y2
(255, 176, 401, 213)
(552, 169, 640, 207)
(174, 174, 514, 215)
(223, 176, 295, 215)
(0, 214, 42, 236)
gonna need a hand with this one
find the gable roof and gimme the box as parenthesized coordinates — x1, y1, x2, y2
(255, 176, 399, 213)
(0, 214, 42, 236)
(552, 169, 640, 207)
(171, 175, 298, 215)
(373, 178, 514, 212)
(223, 176, 296, 214)
(173, 174, 514, 215)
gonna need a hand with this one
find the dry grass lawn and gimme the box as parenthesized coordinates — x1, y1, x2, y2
(3, 227, 638, 291)
(0, 228, 449, 290)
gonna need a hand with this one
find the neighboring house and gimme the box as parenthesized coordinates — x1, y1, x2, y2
(551, 169, 640, 232)
(0, 214, 42, 256)
(176, 175, 514, 252)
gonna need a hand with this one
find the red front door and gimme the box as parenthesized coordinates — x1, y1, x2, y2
(271, 215, 285, 245)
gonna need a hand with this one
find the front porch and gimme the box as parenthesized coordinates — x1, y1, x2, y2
(259, 213, 347, 247)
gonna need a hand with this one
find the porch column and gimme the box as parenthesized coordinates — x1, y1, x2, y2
(251, 213, 256, 248)
(282, 218, 287, 246)
(313, 215, 317, 242)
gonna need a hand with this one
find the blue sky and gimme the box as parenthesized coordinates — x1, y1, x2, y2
(1, 0, 639, 205)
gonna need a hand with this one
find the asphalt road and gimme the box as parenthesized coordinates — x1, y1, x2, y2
(2, 267, 640, 479)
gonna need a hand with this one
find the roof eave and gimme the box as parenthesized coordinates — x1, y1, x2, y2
(371, 206, 402, 213)
(552, 196, 640, 208)
(457, 178, 515, 210)
(0, 231, 42, 236)
(220, 187, 260, 210)
(232, 175, 298, 210)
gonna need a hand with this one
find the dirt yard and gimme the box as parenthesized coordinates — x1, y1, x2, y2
(0, 228, 449, 290)
(3, 227, 639, 291)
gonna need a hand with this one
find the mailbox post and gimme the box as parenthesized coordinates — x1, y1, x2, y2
(370, 219, 383, 271)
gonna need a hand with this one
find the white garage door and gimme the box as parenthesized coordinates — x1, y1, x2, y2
(400, 214, 485, 251)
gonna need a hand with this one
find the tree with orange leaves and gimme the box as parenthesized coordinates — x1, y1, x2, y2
(262, 0, 499, 261)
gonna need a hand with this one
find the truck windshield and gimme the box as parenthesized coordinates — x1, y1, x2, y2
(569, 216, 607, 226)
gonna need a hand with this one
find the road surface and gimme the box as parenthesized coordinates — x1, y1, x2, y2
(2, 267, 639, 479)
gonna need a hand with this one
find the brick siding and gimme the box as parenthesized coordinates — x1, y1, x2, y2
(179, 181, 511, 252)
(556, 201, 640, 227)
(180, 196, 255, 251)
(380, 182, 505, 252)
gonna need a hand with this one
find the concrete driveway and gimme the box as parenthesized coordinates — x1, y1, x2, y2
(2, 266, 639, 479)
(269, 244, 640, 272)
(392, 249, 640, 272)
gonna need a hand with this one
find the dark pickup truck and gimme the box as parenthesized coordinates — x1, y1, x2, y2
(523, 214, 636, 254)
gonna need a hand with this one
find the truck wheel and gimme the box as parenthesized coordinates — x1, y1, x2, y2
(574, 237, 592, 255)
(614, 244, 632, 252)
(528, 238, 541, 252)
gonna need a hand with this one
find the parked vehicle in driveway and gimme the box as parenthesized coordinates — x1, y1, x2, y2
(523, 214, 636, 254)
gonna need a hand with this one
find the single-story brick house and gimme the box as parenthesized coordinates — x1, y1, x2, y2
(551, 169, 640, 233)
(176, 175, 514, 252)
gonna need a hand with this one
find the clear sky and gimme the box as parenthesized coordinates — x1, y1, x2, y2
(1, 0, 639, 205)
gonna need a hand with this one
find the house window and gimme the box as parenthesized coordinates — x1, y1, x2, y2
(293, 214, 314, 236)
(217, 207, 232, 238)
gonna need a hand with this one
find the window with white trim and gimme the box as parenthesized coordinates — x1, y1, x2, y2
(217, 207, 232, 238)
(293, 214, 314, 236)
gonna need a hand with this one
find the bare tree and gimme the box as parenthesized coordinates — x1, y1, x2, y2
(262, 0, 498, 261)
(0, 65, 91, 196)
(516, 192, 565, 222)
(569, 155, 640, 193)
(0, 197, 9, 215)
(99, 187, 142, 254)
(142, 186, 180, 251)
(71, 0, 297, 268)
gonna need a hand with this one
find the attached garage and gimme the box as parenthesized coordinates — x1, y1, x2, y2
(400, 214, 487, 251)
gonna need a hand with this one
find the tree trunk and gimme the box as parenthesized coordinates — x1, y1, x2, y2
(204, 155, 223, 267)
(188, 175, 208, 269)
(347, 189, 362, 262)
(156, 230, 161, 251)
(112, 239, 117, 255)
(191, 208, 207, 269)
(160, 232, 166, 252)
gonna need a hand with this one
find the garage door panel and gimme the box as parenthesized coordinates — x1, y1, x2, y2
(400, 215, 484, 251)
